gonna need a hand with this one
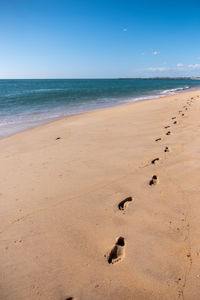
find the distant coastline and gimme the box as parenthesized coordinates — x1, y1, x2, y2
(118, 77, 200, 80)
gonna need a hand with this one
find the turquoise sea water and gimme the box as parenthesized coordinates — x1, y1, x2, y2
(0, 79, 200, 138)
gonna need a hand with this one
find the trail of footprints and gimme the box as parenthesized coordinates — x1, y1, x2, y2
(153, 97, 194, 186)
(105, 97, 195, 271)
(151, 96, 196, 297)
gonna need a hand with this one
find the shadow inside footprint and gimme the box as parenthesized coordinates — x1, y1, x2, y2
(107, 237, 125, 264)
(164, 146, 170, 152)
(56, 137, 61, 140)
(172, 117, 176, 120)
(155, 138, 161, 142)
(166, 131, 171, 135)
(151, 158, 159, 164)
(173, 121, 177, 124)
(164, 126, 170, 129)
(118, 197, 132, 210)
(149, 175, 158, 186)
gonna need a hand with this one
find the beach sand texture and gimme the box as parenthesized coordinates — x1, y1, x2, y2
(1, 90, 200, 299)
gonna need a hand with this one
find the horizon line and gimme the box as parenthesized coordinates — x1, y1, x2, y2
(0, 76, 199, 80)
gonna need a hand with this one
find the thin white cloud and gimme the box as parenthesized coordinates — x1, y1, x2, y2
(148, 67, 167, 72)
(187, 64, 200, 69)
(153, 51, 160, 55)
(144, 63, 200, 76)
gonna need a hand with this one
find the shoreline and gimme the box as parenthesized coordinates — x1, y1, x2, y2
(1, 89, 200, 299)
(0, 88, 198, 141)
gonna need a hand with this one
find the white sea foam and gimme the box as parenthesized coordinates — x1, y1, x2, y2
(161, 86, 190, 95)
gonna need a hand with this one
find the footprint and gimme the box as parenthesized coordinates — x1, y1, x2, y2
(172, 117, 176, 120)
(56, 137, 61, 140)
(151, 158, 159, 164)
(164, 146, 170, 152)
(118, 197, 132, 210)
(155, 138, 162, 142)
(166, 131, 171, 135)
(173, 121, 177, 124)
(149, 175, 158, 186)
(107, 237, 125, 264)
(164, 126, 170, 129)
(182, 114, 184, 116)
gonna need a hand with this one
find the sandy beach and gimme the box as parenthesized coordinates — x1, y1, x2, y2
(1, 90, 200, 299)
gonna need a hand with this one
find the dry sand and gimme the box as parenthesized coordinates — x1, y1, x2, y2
(1, 90, 200, 299)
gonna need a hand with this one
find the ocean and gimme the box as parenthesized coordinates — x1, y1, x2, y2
(0, 78, 200, 138)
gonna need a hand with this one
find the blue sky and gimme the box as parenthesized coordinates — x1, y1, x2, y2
(0, 0, 200, 78)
